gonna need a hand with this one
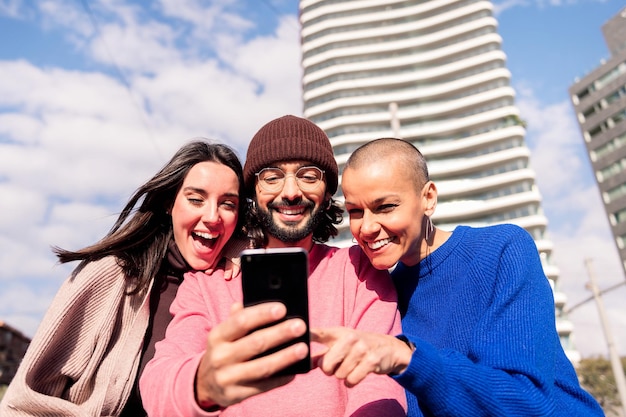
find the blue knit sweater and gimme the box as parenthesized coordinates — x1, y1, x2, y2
(391, 224, 603, 416)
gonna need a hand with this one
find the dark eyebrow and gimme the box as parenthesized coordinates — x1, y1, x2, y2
(345, 195, 397, 206)
(183, 186, 239, 199)
(182, 186, 207, 195)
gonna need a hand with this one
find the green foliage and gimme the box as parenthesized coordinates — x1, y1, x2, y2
(577, 355, 626, 413)
(504, 114, 528, 128)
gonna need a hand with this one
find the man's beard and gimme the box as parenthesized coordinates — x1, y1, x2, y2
(257, 199, 326, 243)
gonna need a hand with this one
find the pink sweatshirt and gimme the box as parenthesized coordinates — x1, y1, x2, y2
(140, 244, 406, 417)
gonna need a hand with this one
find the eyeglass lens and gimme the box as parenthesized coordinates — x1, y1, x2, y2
(257, 166, 324, 191)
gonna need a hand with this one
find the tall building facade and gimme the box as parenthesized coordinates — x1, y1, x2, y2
(569, 7, 626, 277)
(299, 0, 578, 360)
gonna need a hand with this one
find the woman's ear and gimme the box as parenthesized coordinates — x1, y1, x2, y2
(422, 181, 438, 217)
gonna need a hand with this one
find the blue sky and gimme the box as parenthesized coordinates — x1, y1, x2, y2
(0, 0, 625, 359)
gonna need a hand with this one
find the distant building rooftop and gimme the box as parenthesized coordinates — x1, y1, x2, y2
(0, 320, 31, 385)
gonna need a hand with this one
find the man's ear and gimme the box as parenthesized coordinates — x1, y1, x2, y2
(422, 181, 438, 217)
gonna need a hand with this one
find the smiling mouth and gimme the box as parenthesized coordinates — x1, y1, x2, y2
(277, 207, 305, 216)
(367, 237, 394, 250)
(193, 231, 219, 243)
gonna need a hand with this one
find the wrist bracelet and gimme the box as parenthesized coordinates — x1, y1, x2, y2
(396, 335, 416, 352)
(389, 335, 415, 376)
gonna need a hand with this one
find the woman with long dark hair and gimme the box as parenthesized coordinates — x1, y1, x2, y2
(0, 140, 245, 416)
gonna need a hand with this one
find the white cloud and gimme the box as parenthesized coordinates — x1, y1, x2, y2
(220, 15, 302, 98)
(88, 18, 181, 72)
(492, 0, 530, 15)
(0, 61, 139, 121)
(0, 0, 28, 18)
(158, 0, 253, 36)
(0, 183, 47, 234)
(0, 112, 44, 145)
(0, 280, 68, 330)
(0, 1, 303, 339)
(492, 0, 610, 15)
(515, 82, 589, 194)
(516, 82, 626, 357)
(567, 281, 626, 358)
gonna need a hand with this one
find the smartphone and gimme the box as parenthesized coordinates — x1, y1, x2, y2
(240, 247, 311, 376)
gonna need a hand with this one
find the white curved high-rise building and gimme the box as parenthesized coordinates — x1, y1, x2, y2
(299, 0, 579, 361)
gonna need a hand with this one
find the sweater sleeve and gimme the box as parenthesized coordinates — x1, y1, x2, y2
(343, 246, 407, 417)
(139, 271, 223, 417)
(392, 227, 602, 416)
(0, 258, 139, 417)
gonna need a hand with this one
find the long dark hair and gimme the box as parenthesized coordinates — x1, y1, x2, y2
(53, 140, 244, 293)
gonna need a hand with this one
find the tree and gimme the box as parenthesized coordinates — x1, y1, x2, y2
(577, 355, 626, 415)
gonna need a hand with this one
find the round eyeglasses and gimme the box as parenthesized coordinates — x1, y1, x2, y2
(255, 166, 325, 192)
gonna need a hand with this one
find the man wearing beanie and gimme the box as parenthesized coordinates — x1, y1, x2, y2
(141, 115, 407, 417)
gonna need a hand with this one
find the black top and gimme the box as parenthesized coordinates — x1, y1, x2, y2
(119, 241, 187, 417)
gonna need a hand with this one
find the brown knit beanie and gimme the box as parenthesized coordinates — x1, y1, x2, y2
(244, 115, 338, 194)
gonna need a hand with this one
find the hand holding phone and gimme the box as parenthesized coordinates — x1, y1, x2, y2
(240, 247, 311, 375)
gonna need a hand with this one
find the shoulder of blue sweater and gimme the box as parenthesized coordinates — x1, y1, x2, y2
(460, 223, 531, 240)
(451, 224, 537, 259)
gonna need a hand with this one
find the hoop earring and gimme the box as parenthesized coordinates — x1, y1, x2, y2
(424, 215, 434, 243)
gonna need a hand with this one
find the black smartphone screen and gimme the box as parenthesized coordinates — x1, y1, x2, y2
(240, 247, 311, 375)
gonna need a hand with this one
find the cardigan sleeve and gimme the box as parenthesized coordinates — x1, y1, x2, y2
(0, 257, 140, 416)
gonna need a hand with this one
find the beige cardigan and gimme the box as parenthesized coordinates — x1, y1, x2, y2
(0, 257, 152, 416)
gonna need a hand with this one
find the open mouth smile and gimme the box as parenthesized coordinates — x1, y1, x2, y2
(193, 231, 219, 245)
(367, 237, 394, 250)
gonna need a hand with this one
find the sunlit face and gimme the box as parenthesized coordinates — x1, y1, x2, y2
(254, 160, 328, 247)
(171, 161, 240, 270)
(342, 160, 429, 269)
